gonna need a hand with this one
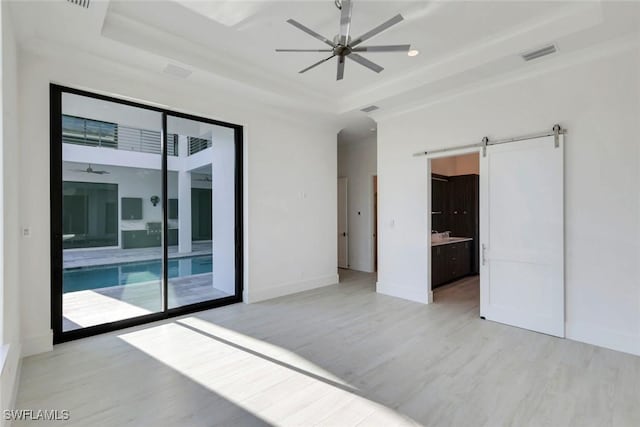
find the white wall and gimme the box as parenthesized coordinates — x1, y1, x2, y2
(245, 117, 337, 302)
(17, 49, 338, 356)
(377, 46, 640, 356)
(337, 135, 377, 272)
(0, 1, 22, 417)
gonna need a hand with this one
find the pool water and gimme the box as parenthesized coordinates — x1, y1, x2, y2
(63, 255, 213, 293)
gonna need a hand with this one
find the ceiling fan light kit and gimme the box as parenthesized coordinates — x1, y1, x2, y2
(275, 0, 411, 80)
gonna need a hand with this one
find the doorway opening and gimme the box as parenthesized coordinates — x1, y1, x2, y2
(336, 118, 377, 279)
(425, 131, 565, 338)
(429, 152, 480, 306)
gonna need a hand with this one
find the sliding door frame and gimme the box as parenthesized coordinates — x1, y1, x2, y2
(50, 84, 244, 344)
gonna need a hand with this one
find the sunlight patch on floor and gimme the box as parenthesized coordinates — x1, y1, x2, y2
(118, 319, 420, 426)
(176, 317, 353, 388)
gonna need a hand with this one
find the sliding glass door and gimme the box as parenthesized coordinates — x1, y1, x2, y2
(51, 85, 243, 342)
(166, 115, 237, 309)
(59, 91, 164, 332)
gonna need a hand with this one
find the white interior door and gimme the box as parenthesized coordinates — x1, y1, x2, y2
(337, 177, 349, 268)
(480, 135, 564, 337)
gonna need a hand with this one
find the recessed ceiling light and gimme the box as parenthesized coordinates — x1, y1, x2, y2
(408, 49, 419, 57)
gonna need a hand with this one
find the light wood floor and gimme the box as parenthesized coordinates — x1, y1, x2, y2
(16, 271, 640, 426)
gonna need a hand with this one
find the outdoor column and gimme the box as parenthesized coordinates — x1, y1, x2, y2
(178, 135, 192, 254)
(212, 135, 235, 295)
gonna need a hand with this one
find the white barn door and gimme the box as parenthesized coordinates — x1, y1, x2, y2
(480, 135, 565, 337)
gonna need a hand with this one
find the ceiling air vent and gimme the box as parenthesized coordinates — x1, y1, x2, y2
(521, 44, 557, 62)
(67, 0, 90, 8)
(361, 105, 379, 113)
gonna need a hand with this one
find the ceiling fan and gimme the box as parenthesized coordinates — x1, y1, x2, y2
(70, 164, 110, 175)
(195, 176, 212, 183)
(275, 0, 410, 80)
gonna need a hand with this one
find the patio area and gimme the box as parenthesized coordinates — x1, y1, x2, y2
(63, 241, 213, 268)
(62, 241, 233, 331)
(63, 273, 232, 331)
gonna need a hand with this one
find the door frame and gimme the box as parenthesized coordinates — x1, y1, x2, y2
(50, 84, 244, 343)
(372, 175, 378, 272)
(337, 176, 349, 269)
(426, 147, 482, 303)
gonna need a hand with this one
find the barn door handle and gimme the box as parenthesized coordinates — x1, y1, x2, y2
(482, 244, 487, 266)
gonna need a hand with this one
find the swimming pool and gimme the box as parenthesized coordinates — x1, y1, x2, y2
(63, 255, 212, 293)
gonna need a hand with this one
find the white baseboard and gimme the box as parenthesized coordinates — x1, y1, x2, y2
(567, 322, 640, 356)
(1, 342, 22, 427)
(21, 331, 53, 357)
(376, 281, 430, 304)
(244, 273, 339, 303)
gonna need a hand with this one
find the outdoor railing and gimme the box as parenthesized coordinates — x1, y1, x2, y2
(61, 115, 207, 157)
(188, 137, 212, 156)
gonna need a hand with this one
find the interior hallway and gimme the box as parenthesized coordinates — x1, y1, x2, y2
(16, 272, 640, 426)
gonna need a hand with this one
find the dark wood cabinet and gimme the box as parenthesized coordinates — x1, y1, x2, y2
(447, 175, 477, 237)
(431, 245, 445, 287)
(431, 175, 448, 232)
(432, 175, 478, 236)
(431, 240, 473, 288)
(431, 173, 479, 286)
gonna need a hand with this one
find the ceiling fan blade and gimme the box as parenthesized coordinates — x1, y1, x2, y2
(352, 44, 411, 53)
(94, 171, 110, 175)
(337, 55, 346, 80)
(338, 0, 353, 45)
(347, 53, 383, 73)
(276, 49, 334, 52)
(350, 14, 404, 48)
(286, 19, 335, 48)
(299, 54, 336, 74)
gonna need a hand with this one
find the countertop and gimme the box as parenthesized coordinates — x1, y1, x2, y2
(431, 237, 473, 247)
